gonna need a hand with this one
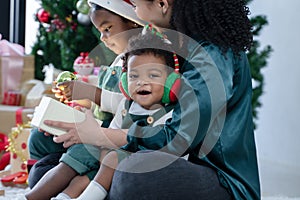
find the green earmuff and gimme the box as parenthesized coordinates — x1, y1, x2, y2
(162, 72, 181, 103)
(119, 72, 131, 100)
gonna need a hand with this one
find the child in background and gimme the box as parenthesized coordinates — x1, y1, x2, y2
(69, 26, 181, 200)
(25, 0, 144, 199)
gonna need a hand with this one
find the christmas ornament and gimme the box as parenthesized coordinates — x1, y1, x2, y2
(51, 18, 66, 31)
(76, 0, 90, 15)
(77, 13, 90, 26)
(55, 71, 78, 84)
(73, 52, 95, 75)
(37, 8, 51, 23)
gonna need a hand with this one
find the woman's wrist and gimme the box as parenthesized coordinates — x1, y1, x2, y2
(96, 128, 128, 148)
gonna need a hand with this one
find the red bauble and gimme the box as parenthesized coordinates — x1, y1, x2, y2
(37, 8, 51, 23)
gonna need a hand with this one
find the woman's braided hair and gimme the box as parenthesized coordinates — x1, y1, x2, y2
(169, 0, 253, 54)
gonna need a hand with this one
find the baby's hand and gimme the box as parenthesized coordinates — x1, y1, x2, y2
(69, 99, 92, 109)
(38, 128, 52, 137)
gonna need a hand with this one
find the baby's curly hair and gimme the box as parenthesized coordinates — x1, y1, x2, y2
(122, 31, 180, 74)
(170, 0, 253, 54)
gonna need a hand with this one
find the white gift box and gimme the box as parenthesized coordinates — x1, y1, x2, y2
(31, 96, 102, 136)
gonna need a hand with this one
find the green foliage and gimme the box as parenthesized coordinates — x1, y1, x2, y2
(247, 7, 273, 127)
(31, 0, 271, 128)
(31, 0, 116, 80)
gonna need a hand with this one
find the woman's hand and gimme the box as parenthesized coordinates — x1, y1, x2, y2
(43, 110, 128, 148)
(43, 109, 102, 148)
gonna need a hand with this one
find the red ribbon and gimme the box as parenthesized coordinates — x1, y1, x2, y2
(16, 107, 23, 125)
(1, 91, 21, 106)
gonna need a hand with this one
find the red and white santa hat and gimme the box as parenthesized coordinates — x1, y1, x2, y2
(88, 0, 145, 26)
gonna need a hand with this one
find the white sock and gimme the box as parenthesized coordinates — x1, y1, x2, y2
(51, 192, 71, 200)
(76, 180, 107, 200)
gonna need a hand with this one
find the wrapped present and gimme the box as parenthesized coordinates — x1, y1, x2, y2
(1, 90, 22, 106)
(6, 125, 31, 174)
(0, 124, 30, 187)
(31, 96, 102, 136)
(30, 96, 86, 136)
(20, 55, 35, 84)
(0, 105, 34, 135)
(0, 34, 35, 103)
(0, 56, 35, 103)
(19, 79, 40, 106)
(24, 80, 53, 108)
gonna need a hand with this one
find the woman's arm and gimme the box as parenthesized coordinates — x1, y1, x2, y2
(44, 109, 128, 148)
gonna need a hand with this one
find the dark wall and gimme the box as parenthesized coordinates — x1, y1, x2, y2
(0, 0, 26, 46)
(0, 0, 10, 40)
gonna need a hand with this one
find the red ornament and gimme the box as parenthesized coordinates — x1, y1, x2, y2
(21, 163, 27, 170)
(21, 142, 27, 150)
(51, 18, 66, 31)
(37, 8, 51, 23)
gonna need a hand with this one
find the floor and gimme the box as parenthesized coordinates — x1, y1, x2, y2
(0, 158, 299, 199)
(0, 184, 29, 199)
(258, 158, 300, 199)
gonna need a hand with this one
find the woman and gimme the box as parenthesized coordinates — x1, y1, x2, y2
(44, 0, 261, 199)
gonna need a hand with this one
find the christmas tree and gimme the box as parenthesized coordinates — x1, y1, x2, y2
(247, 0, 273, 127)
(31, 0, 116, 80)
(30, 0, 272, 127)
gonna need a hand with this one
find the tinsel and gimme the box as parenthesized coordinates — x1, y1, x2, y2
(5, 123, 31, 170)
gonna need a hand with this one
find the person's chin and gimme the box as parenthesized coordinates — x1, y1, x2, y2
(113, 49, 122, 55)
(137, 98, 153, 108)
(110, 46, 121, 54)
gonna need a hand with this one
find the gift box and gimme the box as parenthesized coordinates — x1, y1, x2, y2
(0, 125, 30, 187)
(1, 90, 22, 106)
(0, 55, 35, 103)
(23, 80, 53, 108)
(31, 96, 102, 136)
(0, 34, 35, 103)
(6, 126, 31, 174)
(20, 55, 35, 84)
(0, 105, 34, 135)
(31, 96, 87, 136)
